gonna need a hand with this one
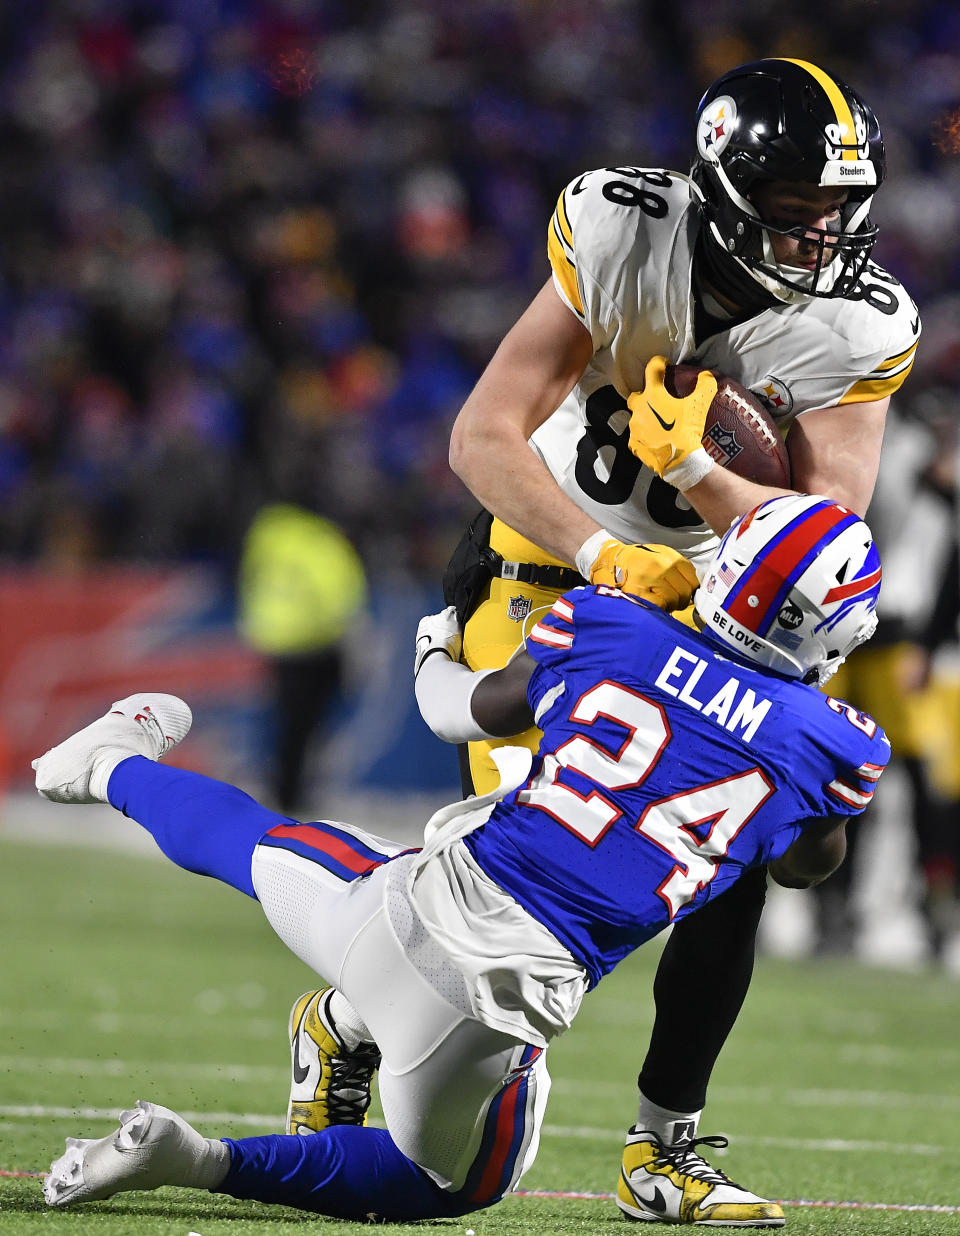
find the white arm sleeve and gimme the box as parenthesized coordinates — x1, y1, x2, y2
(414, 655, 499, 744)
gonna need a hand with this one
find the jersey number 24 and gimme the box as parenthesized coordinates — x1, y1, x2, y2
(518, 681, 775, 916)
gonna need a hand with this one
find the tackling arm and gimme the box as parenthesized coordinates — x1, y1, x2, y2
(470, 653, 537, 736)
(767, 816, 848, 889)
(414, 606, 535, 743)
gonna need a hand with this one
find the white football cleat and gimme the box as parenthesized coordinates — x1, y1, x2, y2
(43, 1100, 227, 1207)
(32, 693, 193, 805)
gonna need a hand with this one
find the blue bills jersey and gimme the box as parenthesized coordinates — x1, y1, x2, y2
(463, 587, 889, 987)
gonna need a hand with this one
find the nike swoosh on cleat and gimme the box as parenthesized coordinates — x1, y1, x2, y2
(647, 401, 675, 431)
(636, 1185, 667, 1213)
(292, 1024, 311, 1085)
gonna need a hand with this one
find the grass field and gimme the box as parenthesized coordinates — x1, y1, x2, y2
(1, 833, 959, 1235)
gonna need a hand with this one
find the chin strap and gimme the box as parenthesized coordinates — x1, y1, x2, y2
(693, 229, 783, 317)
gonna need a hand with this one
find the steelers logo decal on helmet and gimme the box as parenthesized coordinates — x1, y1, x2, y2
(697, 95, 738, 161)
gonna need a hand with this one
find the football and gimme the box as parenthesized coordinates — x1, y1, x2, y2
(666, 364, 791, 488)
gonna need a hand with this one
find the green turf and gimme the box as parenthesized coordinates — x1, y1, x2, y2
(1, 837, 958, 1234)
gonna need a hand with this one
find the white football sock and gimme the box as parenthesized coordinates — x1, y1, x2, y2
(328, 989, 374, 1052)
(636, 1091, 702, 1146)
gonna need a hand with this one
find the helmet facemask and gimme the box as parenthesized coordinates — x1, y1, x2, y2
(701, 158, 878, 302)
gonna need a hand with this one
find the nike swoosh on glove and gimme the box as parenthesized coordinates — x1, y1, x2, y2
(414, 605, 463, 676)
(627, 355, 718, 480)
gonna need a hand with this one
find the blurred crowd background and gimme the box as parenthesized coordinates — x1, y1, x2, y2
(3, 0, 960, 962)
(3, 0, 960, 576)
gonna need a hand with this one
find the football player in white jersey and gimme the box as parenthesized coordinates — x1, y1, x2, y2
(439, 57, 920, 1225)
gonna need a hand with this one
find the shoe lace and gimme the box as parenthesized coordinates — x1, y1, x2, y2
(326, 1041, 382, 1125)
(660, 1134, 742, 1188)
(129, 706, 170, 756)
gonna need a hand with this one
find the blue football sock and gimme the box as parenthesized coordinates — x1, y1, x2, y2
(219, 1126, 484, 1221)
(107, 756, 293, 897)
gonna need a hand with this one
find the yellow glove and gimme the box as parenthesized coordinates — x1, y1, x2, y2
(589, 538, 699, 612)
(627, 356, 718, 489)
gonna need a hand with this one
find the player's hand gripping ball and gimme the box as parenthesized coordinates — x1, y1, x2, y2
(627, 356, 790, 491)
(627, 356, 718, 482)
(589, 540, 699, 611)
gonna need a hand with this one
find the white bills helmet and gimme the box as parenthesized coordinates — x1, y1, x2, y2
(695, 493, 881, 685)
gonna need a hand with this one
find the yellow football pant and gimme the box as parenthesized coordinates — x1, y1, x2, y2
(829, 642, 960, 800)
(460, 519, 697, 795)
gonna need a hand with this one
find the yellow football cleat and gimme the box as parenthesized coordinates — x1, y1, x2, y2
(286, 988, 381, 1135)
(617, 1127, 785, 1227)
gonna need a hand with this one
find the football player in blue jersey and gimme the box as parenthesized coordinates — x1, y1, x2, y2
(35, 494, 886, 1226)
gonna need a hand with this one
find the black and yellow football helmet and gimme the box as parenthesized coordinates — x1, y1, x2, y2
(692, 58, 885, 303)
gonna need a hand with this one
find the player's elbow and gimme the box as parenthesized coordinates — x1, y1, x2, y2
(448, 414, 472, 482)
(769, 822, 847, 889)
(449, 408, 508, 489)
(768, 864, 821, 890)
(768, 856, 840, 889)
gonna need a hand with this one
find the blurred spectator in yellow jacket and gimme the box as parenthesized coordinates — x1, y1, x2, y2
(238, 504, 368, 813)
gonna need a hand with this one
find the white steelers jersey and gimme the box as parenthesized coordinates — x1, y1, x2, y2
(534, 166, 921, 568)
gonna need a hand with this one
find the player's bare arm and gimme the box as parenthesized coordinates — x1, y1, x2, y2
(680, 468, 795, 537)
(469, 651, 536, 736)
(768, 816, 849, 888)
(785, 396, 889, 516)
(449, 278, 598, 565)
